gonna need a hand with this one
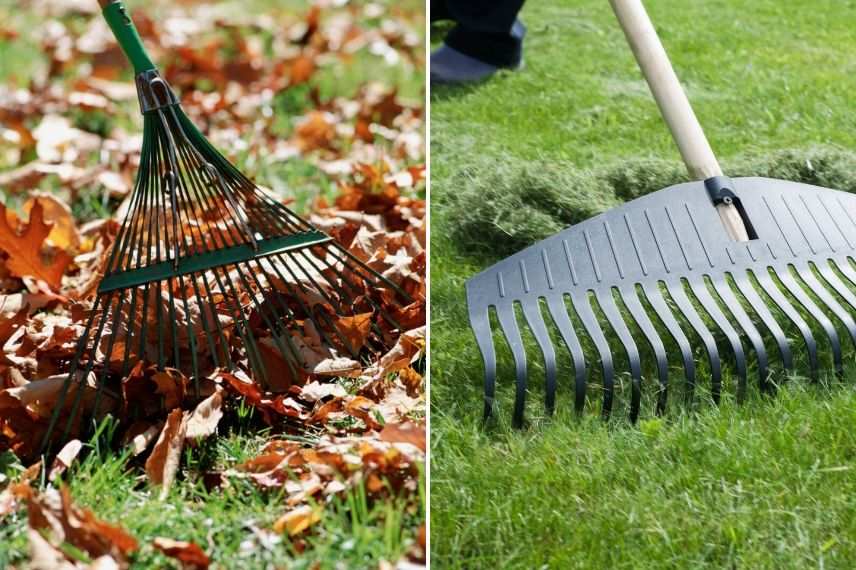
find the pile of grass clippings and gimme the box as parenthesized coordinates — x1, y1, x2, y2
(448, 145, 856, 258)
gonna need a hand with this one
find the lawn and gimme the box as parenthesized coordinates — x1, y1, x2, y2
(430, 0, 856, 568)
(0, 0, 425, 568)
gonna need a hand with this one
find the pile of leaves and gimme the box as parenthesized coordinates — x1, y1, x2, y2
(0, 0, 424, 567)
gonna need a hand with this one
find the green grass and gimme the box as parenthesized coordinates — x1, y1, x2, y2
(0, 423, 424, 569)
(430, 0, 856, 567)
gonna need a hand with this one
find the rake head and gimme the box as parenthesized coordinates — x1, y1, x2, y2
(42, 71, 410, 450)
(467, 177, 856, 426)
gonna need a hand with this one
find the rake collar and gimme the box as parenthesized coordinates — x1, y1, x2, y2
(136, 70, 180, 114)
(704, 175, 738, 206)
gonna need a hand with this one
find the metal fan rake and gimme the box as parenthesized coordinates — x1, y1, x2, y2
(466, 0, 856, 426)
(42, 0, 410, 451)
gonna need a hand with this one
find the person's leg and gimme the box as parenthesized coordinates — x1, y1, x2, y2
(443, 0, 526, 68)
(430, 0, 452, 23)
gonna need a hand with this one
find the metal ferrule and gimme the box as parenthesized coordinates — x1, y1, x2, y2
(136, 70, 179, 114)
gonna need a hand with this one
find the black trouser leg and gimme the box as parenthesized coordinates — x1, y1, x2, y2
(431, 0, 526, 68)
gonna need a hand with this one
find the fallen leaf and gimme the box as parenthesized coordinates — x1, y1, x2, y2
(48, 438, 83, 481)
(24, 193, 81, 250)
(379, 421, 425, 452)
(0, 202, 73, 289)
(152, 537, 210, 569)
(23, 484, 138, 566)
(336, 312, 373, 352)
(299, 381, 347, 403)
(145, 409, 187, 499)
(273, 505, 322, 536)
(124, 420, 164, 457)
(185, 388, 224, 441)
(345, 395, 382, 430)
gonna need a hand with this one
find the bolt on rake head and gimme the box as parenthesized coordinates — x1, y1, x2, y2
(467, 177, 856, 427)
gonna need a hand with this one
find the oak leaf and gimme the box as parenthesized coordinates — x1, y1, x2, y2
(0, 202, 72, 289)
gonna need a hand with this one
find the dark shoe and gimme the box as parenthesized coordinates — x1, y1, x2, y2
(431, 19, 525, 85)
(430, 45, 505, 84)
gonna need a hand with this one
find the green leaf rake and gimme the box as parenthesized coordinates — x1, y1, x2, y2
(466, 0, 856, 426)
(43, 0, 409, 450)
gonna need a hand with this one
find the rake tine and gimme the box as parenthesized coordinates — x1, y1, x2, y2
(755, 270, 818, 380)
(643, 282, 696, 408)
(596, 290, 642, 421)
(710, 276, 770, 392)
(833, 258, 856, 289)
(776, 269, 843, 376)
(42, 296, 104, 453)
(662, 281, 717, 401)
(520, 300, 558, 415)
(468, 304, 498, 420)
(62, 293, 116, 445)
(733, 273, 793, 372)
(816, 262, 856, 314)
(620, 285, 669, 415)
(688, 278, 748, 400)
(545, 295, 587, 413)
(796, 263, 856, 347)
(571, 293, 615, 419)
(92, 292, 127, 419)
(495, 304, 528, 427)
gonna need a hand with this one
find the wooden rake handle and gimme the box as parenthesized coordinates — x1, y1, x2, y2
(609, 0, 749, 241)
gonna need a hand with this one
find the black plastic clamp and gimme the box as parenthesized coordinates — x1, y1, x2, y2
(704, 175, 738, 206)
(135, 70, 179, 114)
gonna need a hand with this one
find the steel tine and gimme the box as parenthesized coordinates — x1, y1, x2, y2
(709, 276, 770, 391)
(619, 284, 669, 415)
(520, 300, 558, 414)
(495, 303, 528, 427)
(796, 263, 856, 347)
(733, 273, 793, 371)
(469, 305, 499, 420)
(687, 278, 748, 400)
(545, 295, 587, 413)
(42, 295, 104, 453)
(593, 290, 641, 421)
(754, 270, 818, 379)
(643, 282, 697, 408)
(571, 292, 615, 418)
(776, 268, 843, 376)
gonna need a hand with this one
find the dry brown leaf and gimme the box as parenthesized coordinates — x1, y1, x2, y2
(28, 527, 78, 570)
(273, 505, 322, 536)
(145, 409, 187, 499)
(151, 369, 189, 410)
(23, 484, 138, 567)
(23, 193, 81, 251)
(299, 381, 347, 403)
(295, 111, 336, 152)
(48, 438, 83, 481)
(185, 388, 224, 441)
(290, 54, 316, 84)
(152, 537, 210, 569)
(345, 395, 382, 430)
(0, 202, 73, 289)
(313, 356, 361, 377)
(336, 312, 373, 352)
(124, 420, 164, 457)
(379, 421, 425, 452)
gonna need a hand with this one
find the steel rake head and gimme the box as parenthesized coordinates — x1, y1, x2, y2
(41, 71, 410, 451)
(467, 177, 856, 426)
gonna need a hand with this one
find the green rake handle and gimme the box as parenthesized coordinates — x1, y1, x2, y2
(99, 0, 157, 74)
